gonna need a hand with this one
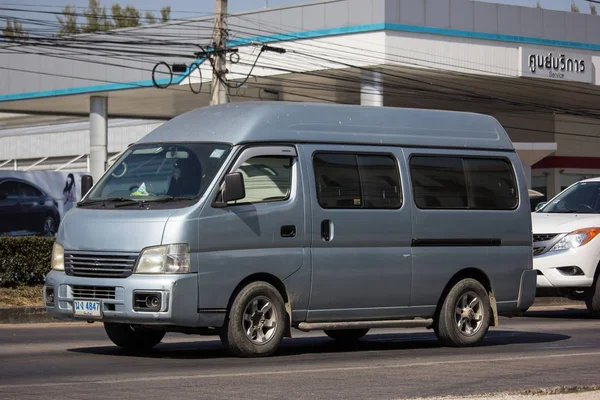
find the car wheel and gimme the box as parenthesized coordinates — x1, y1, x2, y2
(42, 216, 57, 237)
(104, 323, 165, 351)
(324, 329, 369, 343)
(584, 272, 600, 318)
(433, 278, 491, 347)
(220, 281, 286, 357)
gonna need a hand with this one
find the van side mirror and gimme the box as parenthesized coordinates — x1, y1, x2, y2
(223, 172, 246, 203)
(535, 201, 547, 211)
(81, 175, 94, 197)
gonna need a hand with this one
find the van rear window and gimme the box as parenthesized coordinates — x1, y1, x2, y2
(313, 153, 402, 209)
(410, 156, 518, 210)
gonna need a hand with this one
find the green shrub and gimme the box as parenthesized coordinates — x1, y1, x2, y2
(0, 237, 55, 287)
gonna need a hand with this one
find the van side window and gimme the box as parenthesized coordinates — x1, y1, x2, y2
(229, 156, 293, 204)
(410, 156, 517, 210)
(464, 158, 517, 210)
(410, 157, 467, 209)
(314, 153, 402, 209)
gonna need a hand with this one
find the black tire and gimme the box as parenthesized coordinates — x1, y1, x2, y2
(434, 278, 490, 347)
(220, 281, 286, 357)
(104, 323, 165, 351)
(584, 272, 600, 318)
(324, 329, 369, 343)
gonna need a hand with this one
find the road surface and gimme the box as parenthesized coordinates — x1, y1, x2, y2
(1, 307, 599, 400)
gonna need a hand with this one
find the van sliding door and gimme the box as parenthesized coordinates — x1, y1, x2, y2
(303, 144, 413, 322)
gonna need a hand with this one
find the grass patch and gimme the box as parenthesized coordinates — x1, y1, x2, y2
(0, 285, 44, 307)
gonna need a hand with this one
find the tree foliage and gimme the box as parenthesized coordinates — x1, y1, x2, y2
(591, 4, 598, 15)
(56, 0, 171, 36)
(571, 0, 580, 13)
(145, 11, 156, 24)
(57, 5, 80, 36)
(161, 6, 171, 23)
(2, 18, 29, 41)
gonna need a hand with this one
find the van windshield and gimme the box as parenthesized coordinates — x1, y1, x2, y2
(84, 143, 231, 205)
(539, 181, 600, 214)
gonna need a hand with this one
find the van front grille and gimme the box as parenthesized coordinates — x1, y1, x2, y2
(533, 247, 545, 256)
(65, 252, 138, 278)
(71, 285, 116, 300)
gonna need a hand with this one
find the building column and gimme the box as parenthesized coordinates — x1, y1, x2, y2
(89, 96, 108, 182)
(547, 169, 562, 199)
(522, 164, 532, 189)
(360, 70, 383, 106)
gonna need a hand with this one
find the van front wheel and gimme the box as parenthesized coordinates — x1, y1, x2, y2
(220, 281, 286, 357)
(434, 278, 490, 347)
(104, 323, 165, 351)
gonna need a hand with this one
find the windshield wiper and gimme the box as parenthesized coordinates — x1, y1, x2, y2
(78, 198, 140, 208)
(113, 199, 146, 208)
(146, 196, 197, 203)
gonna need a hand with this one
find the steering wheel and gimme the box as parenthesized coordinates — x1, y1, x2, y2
(577, 204, 594, 212)
(111, 162, 127, 178)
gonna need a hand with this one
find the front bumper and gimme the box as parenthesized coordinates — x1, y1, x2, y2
(43, 270, 223, 327)
(533, 244, 597, 288)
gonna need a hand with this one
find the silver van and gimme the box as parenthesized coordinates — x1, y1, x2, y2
(43, 102, 536, 357)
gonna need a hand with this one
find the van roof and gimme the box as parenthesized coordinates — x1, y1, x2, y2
(138, 102, 514, 151)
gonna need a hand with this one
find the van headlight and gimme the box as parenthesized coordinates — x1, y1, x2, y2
(51, 242, 65, 271)
(550, 228, 600, 252)
(134, 244, 190, 274)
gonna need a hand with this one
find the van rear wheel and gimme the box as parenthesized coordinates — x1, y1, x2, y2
(324, 329, 369, 343)
(104, 323, 165, 351)
(220, 281, 286, 357)
(434, 278, 490, 347)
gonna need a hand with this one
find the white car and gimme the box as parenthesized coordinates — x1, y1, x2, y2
(532, 177, 600, 316)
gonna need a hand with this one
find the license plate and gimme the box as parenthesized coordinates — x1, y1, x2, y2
(73, 300, 102, 318)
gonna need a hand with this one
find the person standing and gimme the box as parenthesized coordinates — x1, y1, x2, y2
(63, 173, 77, 214)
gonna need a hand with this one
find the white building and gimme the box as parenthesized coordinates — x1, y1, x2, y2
(2, 0, 600, 205)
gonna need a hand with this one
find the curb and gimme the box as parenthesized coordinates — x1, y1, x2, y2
(0, 306, 58, 324)
(0, 297, 586, 325)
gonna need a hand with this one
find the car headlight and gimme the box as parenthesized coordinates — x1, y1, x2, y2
(550, 228, 600, 252)
(134, 244, 190, 274)
(51, 242, 65, 271)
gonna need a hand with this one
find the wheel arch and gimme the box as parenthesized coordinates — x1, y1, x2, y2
(226, 273, 293, 338)
(434, 268, 498, 327)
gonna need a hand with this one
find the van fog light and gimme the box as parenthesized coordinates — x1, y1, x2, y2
(134, 292, 163, 312)
(45, 287, 55, 306)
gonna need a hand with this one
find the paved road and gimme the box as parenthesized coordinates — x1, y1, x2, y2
(1, 307, 599, 400)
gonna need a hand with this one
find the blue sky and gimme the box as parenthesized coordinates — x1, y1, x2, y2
(1, 0, 597, 29)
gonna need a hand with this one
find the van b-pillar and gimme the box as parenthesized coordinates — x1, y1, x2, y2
(89, 96, 108, 183)
(360, 70, 383, 107)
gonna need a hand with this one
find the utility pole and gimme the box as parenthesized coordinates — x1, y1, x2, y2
(210, 0, 230, 105)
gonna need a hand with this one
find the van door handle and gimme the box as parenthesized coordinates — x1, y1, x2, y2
(281, 225, 296, 238)
(321, 219, 334, 242)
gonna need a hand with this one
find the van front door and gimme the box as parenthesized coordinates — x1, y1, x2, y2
(196, 146, 311, 322)
(304, 145, 413, 322)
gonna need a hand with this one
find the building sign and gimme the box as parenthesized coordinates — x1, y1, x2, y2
(518, 46, 594, 84)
